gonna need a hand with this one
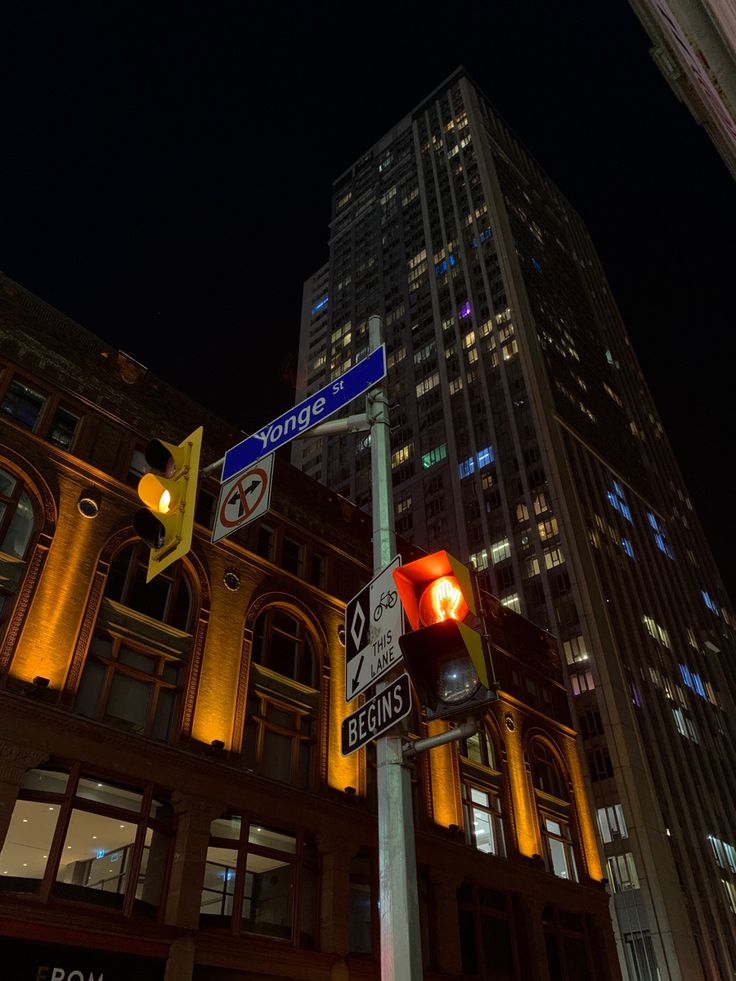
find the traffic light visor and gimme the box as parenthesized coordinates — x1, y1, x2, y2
(133, 508, 167, 549)
(393, 550, 477, 631)
(137, 473, 181, 514)
(144, 437, 187, 478)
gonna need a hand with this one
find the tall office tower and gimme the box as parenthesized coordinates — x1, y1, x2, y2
(293, 68, 736, 981)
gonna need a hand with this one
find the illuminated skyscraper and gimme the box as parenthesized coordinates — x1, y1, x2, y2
(294, 68, 736, 980)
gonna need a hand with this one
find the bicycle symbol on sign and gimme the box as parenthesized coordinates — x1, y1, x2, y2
(373, 590, 398, 622)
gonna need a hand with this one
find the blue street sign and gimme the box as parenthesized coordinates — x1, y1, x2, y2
(222, 345, 386, 482)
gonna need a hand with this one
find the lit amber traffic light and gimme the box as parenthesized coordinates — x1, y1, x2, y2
(133, 427, 203, 581)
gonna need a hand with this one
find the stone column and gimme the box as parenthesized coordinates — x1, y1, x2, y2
(164, 936, 196, 981)
(0, 741, 49, 847)
(316, 832, 358, 958)
(426, 866, 464, 975)
(163, 791, 225, 929)
(587, 907, 624, 981)
(515, 894, 551, 981)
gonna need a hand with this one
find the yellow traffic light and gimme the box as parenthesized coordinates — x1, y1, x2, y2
(133, 426, 203, 582)
(393, 550, 497, 721)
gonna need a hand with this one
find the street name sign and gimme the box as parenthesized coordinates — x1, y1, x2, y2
(345, 555, 403, 701)
(222, 345, 386, 482)
(211, 453, 274, 544)
(341, 672, 412, 756)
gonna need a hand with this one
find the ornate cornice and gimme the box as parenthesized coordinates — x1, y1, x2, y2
(0, 740, 48, 783)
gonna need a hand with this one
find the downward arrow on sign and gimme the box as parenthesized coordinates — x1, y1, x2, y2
(351, 655, 364, 696)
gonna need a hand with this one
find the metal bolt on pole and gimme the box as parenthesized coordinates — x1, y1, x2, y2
(368, 314, 423, 981)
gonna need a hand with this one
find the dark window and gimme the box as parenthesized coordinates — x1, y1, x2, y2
(105, 544, 193, 631)
(578, 709, 603, 740)
(458, 880, 519, 979)
(588, 747, 614, 782)
(256, 524, 275, 561)
(0, 466, 35, 559)
(71, 543, 195, 742)
(200, 815, 318, 946)
(528, 740, 579, 881)
(47, 404, 80, 450)
(308, 551, 326, 589)
(529, 741, 567, 799)
(75, 633, 183, 740)
(126, 445, 148, 487)
(348, 852, 376, 954)
(195, 487, 216, 529)
(251, 608, 314, 686)
(0, 378, 46, 430)
(281, 536, 304, 576)
(243, 692, 315, 787)
(543, 905, 594, 981)
(245, 607, 318, 788)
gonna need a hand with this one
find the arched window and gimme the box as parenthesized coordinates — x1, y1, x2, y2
(104, 543, 193, 631)
(73, 543, 195, 741)
(243, 606, 318, 789)
(0, 466, 36, 641)
(528, 738, 578, 881)
(0, 466, 35, 559)
(529, 740, 567, 799)
(459, 725, 506, 856)
(251, 608, 314, 685)
(461, 727, 497, 769)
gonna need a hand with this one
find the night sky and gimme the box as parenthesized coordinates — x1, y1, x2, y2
(2, 3, 734, 599)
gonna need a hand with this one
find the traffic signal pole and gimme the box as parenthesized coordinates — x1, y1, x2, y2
(201, 320, 477, 977)
(367, 314, 423, 981)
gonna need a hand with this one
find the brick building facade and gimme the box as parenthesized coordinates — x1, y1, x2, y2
(0, 272, 619, 980)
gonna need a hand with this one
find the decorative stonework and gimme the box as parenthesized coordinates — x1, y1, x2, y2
(116, 351, 147, 385)
(0, 741, 48, 784)
(315, 831, 360, 856)
(63, 561, 109, 699)
(171, 790, 225, 821)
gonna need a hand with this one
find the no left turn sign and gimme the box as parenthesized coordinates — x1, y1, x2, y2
(212, 453, 274, 544)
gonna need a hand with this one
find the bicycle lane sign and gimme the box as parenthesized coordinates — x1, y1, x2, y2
(344, 555, 404, 702)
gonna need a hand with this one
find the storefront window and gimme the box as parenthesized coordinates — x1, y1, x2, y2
(200, 814, 318, 946)
(0, 764, 173, 916)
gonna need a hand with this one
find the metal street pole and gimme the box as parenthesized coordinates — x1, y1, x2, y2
(367, 314, 423, 981)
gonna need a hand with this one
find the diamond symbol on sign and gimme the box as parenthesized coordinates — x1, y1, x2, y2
(350, 600, 366, 652)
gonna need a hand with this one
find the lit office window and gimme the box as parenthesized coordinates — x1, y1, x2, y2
(491, 538, 511, 563)
(0, 765, 173, 914)
(462, 785, 505, 856)
(596, 804, 628, 843)
(607, 853, 640, 893)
